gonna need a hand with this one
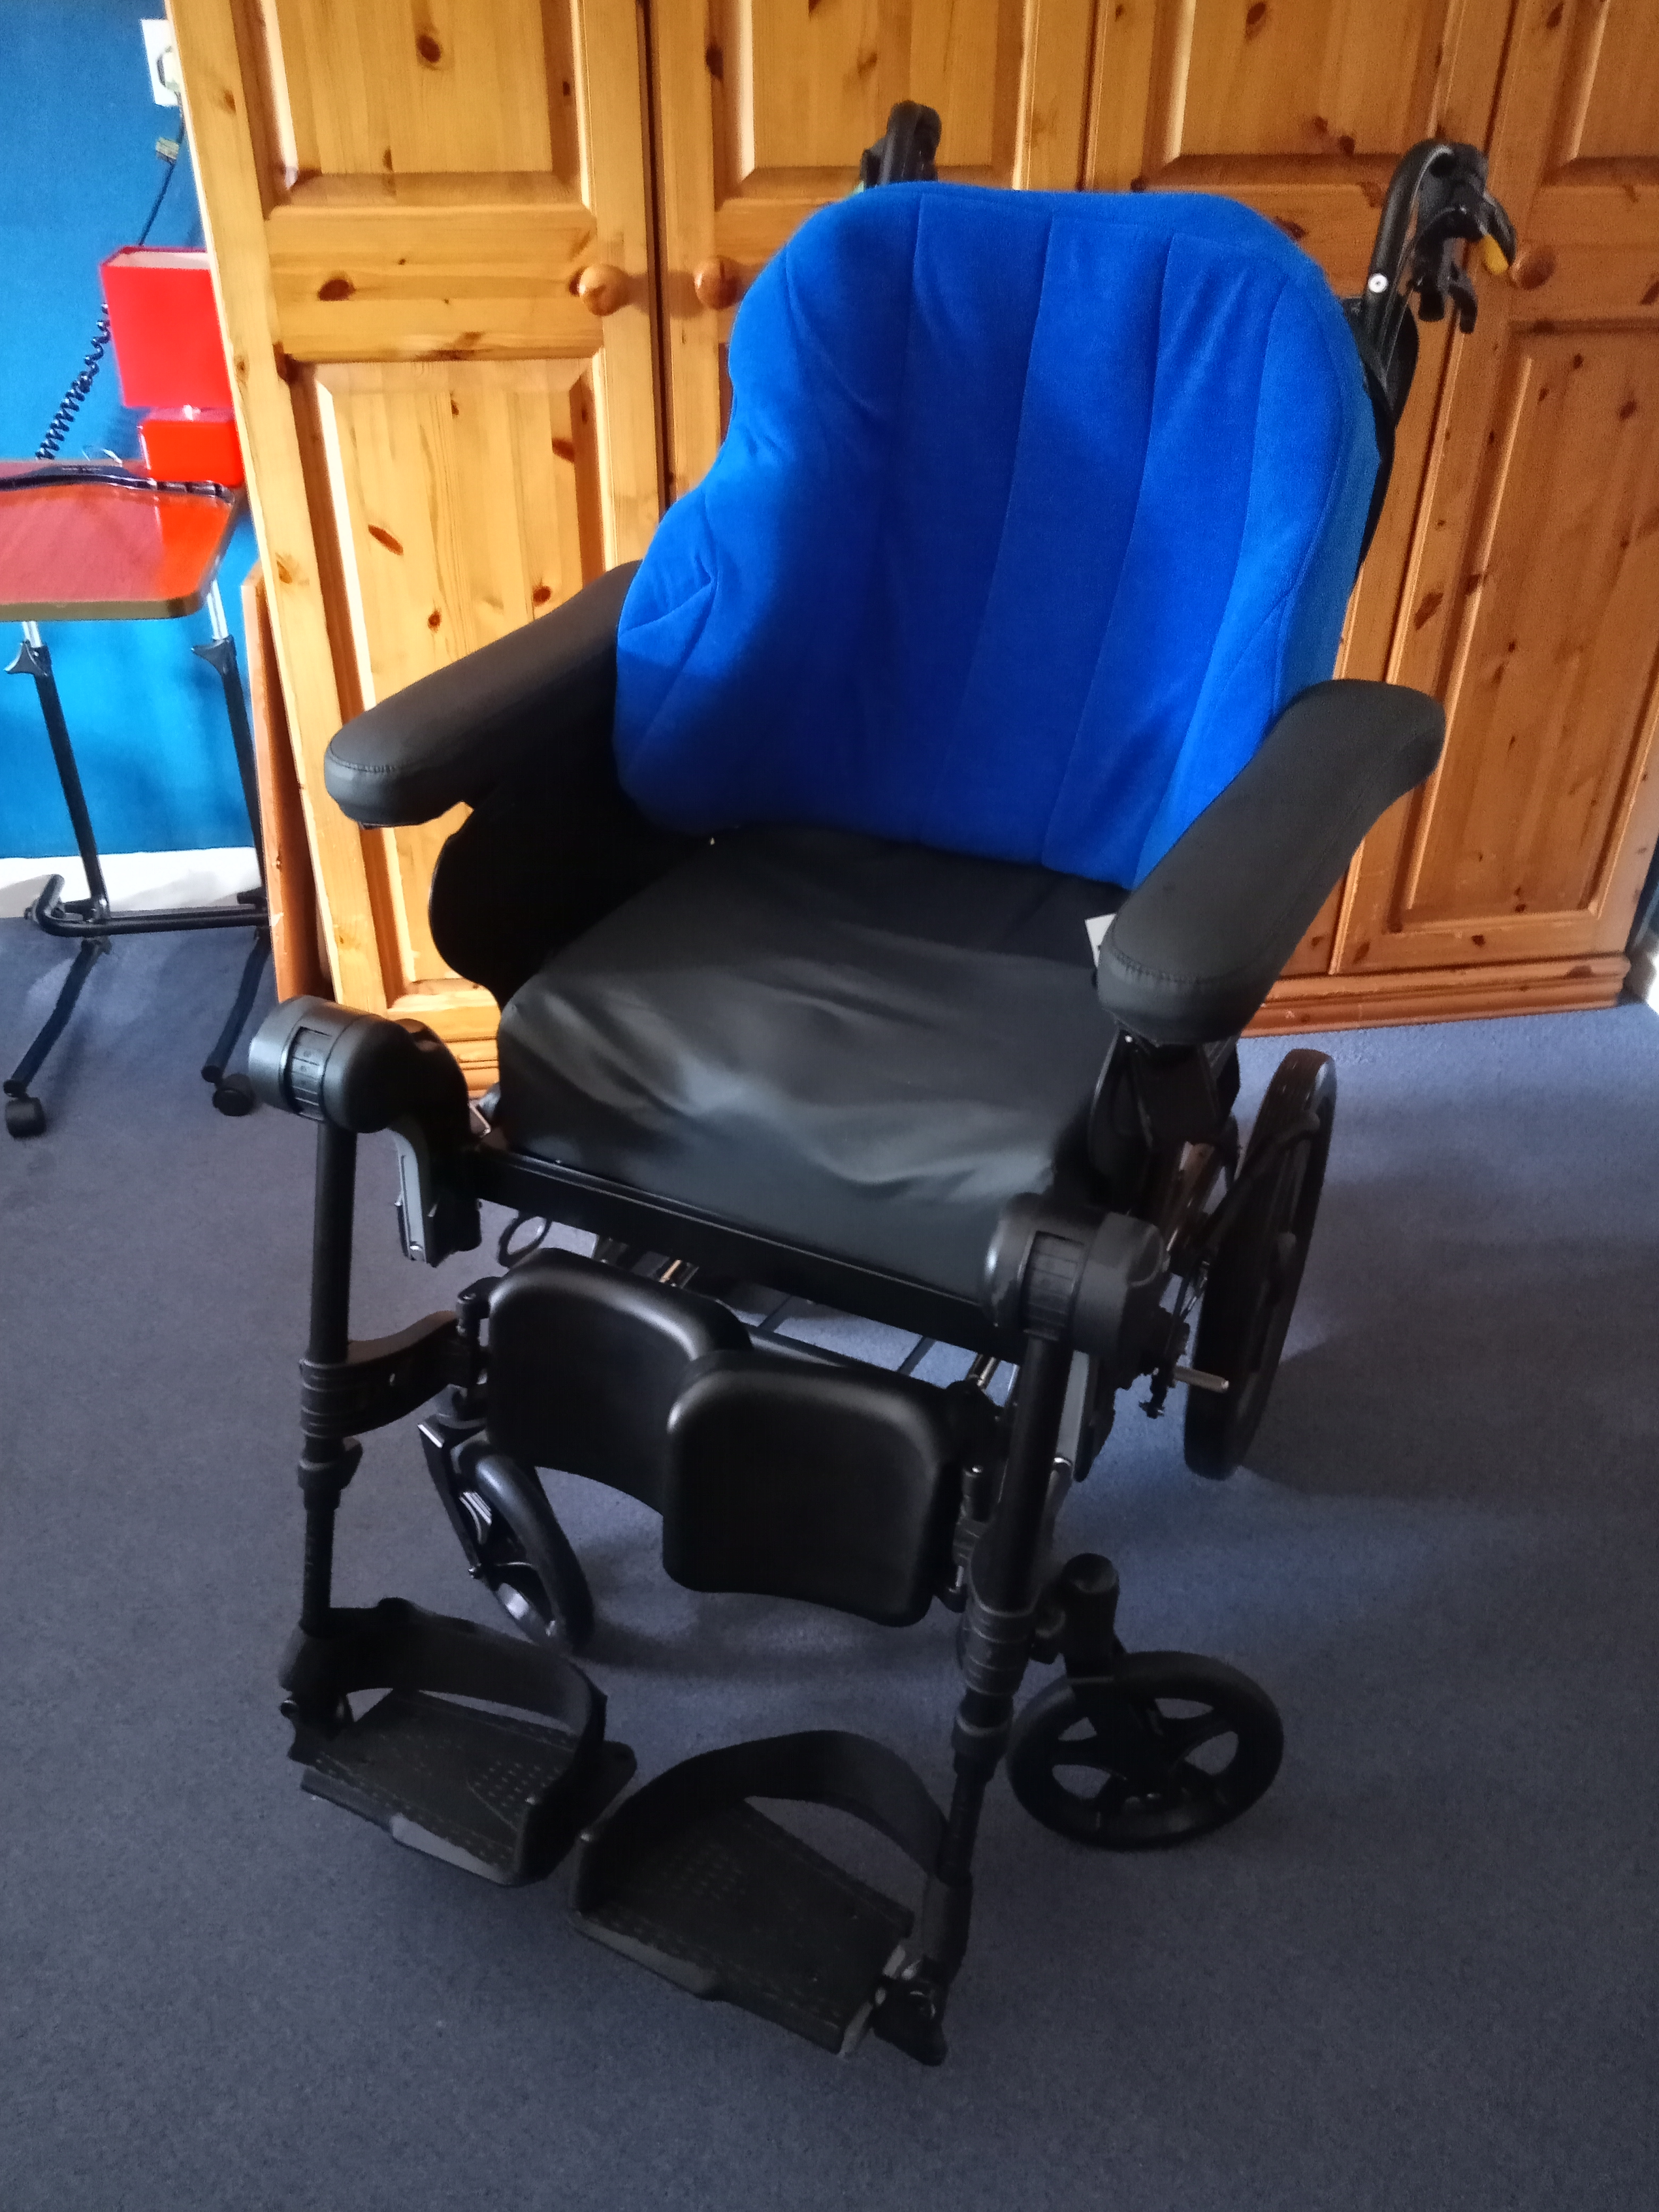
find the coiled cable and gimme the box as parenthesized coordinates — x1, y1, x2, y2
(34, 122, 187, 460)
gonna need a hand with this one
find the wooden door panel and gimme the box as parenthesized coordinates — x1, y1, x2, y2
(733, 0, 1025, 182)
(313, 359, 599, 702)
(1565, 0, 1659, 161)
(312, 357, 603, 990)
(1404, 333, 1659, 929)
(1086, 0, 1508, 290)
(1335, 0, 1659, 987)
(265, 0, 581, 181)
(1176, 0, 1452, 164)
(1092, 3, 1512, 993)
(653, 0, 1098, 497)
(266, 184, 601, 361)
(170, 0, 656, 1062)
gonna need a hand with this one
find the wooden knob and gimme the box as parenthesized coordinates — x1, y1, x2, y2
(574, 264, 630, 317)
(693, 257, 739, 311)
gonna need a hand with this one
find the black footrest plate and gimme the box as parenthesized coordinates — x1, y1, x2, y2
(280, 1599, 633, 1885)
(577, 1799, 911, 2051)
(305, 1690, 634, 1886)
(571, 1730, 949, 2056)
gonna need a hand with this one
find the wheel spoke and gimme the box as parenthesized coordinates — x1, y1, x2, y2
(1073, 1692, 1171, 1784)
(1158, 1708, 1234, 1759)
(1051, 1744, 1116, 1775)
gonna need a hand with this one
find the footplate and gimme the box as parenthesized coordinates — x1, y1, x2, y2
(571, 1730, 956, 2058)
(281, 1598, 634, 1886)
(577, 1797, 912, 2049)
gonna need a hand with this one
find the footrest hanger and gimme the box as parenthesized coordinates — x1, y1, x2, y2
(281, 1598, 634, 1885)
(571, 1730, 959, 2060)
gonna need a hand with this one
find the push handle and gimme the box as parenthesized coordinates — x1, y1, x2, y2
(1345, 141, 1520, 566)
(858, 100, 942, 189)
(1358, 140, 1519, 352)
(248, 997, 481, 1267)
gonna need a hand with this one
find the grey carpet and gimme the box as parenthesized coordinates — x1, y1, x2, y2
(2, 917, 1656, 2212)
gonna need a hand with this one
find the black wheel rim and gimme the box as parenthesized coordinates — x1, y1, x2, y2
(1009, 1656, 1284, 1850)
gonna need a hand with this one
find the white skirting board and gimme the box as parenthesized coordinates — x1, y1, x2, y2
(0, 848, 260, 918)
(1628, 928, 1659, 1013)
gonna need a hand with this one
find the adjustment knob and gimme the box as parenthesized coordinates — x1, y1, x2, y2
(574, 265, 630, 317)
(693, 257, 739, 311)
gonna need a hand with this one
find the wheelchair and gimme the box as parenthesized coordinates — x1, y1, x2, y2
(248, 120, 1515, 2064)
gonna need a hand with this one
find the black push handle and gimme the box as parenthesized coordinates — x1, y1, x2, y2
(1345, 140, 1519, 565)
(859, 101, 943, 189)
(1357, 139, 1519, 353)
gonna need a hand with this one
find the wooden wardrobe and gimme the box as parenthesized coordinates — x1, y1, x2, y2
(167, 0, 1659, 1079)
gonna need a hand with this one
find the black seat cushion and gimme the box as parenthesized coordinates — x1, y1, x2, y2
(495, 828, 1121, 1302)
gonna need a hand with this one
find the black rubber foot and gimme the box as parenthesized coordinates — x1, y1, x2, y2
(5, 1095, 46, 1139)
(210, 1073, 256, 1117)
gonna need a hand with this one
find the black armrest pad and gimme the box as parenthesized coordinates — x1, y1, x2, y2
(323, 562, 639, 827)
(1097, 680, 1445, 1045)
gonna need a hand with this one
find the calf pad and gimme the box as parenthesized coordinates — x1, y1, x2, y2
(662, 1355, 959, 1624)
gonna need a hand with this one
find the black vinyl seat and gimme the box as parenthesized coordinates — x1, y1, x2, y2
(495, 827, 1122, 1301)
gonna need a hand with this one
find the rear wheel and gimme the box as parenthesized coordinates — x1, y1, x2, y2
(1183, 1050, 1335, 1478)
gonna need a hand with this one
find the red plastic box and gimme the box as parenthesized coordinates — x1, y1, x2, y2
(100, 247, 234, 412)
(138, 408, 245, 489)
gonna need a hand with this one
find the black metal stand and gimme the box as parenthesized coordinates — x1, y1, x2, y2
(5, 616, 270, 1137)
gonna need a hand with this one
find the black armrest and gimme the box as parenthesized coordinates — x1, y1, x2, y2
(1096, 680, 1445, 1046)
(323, 562, 640, 827)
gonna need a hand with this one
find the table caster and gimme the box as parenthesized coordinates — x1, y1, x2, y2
(211, 1073, 256, 1117)
(5, 1093, 47, 1139)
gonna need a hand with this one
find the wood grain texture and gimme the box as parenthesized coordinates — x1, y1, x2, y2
(168, 0, 381, 1008)
(267, 181, 602, 361)
(266, 0, 579, 183)
(1564, 0, 1659, 163)
(652, 0, 1102, 496)
(1252, 952, 1628, 1030)
(244, 560, 330, 1002)
(1336, 0, 1659, 982)
(1177, 0, 1455, 162)
(180, 0, 1659, 1045)
(171, 0, 658, 1044)
(312, 357, 598, 988)
(1085, 0, 1511, 283)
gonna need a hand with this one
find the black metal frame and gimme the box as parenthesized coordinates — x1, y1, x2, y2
(240, 137, 1522, 2062)
(5, 597, 270, 1136)
(248, 975, 1258, 2059)
(281, 1091, 1146, 2062)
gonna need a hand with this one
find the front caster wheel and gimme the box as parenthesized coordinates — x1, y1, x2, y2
(1008, 1653, 1284, 1849)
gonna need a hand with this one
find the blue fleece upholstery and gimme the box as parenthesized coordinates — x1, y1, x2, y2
(614, 185, 1377, 888)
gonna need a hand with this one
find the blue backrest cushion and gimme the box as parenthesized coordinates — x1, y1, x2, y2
(614, 185, 1376, 889)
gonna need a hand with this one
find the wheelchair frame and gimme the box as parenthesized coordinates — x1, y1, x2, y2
(248, 135, 1516, 2065)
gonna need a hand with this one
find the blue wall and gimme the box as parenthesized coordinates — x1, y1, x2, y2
(0, 0, 259, 858)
